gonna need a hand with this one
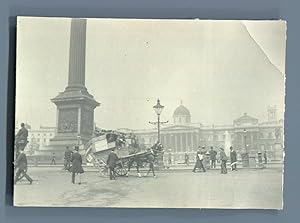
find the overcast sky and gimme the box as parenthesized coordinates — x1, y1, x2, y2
(15, 17, 286, 130)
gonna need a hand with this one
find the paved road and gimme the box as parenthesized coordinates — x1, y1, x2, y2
(14, 167, 283, 209)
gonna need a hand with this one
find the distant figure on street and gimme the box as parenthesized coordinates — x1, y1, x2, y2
(15, 123, 29, 158)
(193, 151, 206, 172)
(219, 148, 228, 174)
(14, 150, 33, 185)
(50, 152, 56, 165)
(230, 146, 237, 171)
(209, 146, 217, 169)
(184, 153, 189, 165)
(70, 146, 84, 184)
(106, 148, 119, 180)
(64, 146, 72, 170)
(168, 152, 172, 165)
(263, 150, 268, 164)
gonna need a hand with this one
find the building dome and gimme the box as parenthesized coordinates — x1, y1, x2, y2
(173, 105, 191, 117)
(173, 101, 191, 124)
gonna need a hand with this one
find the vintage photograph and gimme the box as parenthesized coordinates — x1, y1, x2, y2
(14, 17, 286, 209)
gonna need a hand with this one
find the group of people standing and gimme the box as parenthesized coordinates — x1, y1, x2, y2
(192, 146, 238, 174)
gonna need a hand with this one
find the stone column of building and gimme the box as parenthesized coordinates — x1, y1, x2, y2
(250, 133, 254, 153)
(174, 133, 177, 153)
(185, 132, 189, 151)
(191, 132, 194, 151)
(196, 134, 200, 148)
(180, 133, 183, 152)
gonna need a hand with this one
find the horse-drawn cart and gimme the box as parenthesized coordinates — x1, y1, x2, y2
(85, 130, 163, 177)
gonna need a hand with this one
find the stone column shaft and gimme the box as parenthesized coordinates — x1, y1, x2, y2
(68, 19, 86, 88)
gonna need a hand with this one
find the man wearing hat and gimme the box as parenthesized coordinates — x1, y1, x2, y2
(107, 148, 119, 180)
(209, 146, 217, 169)
(219, 148, 228, 174)
(15, 123, 29, 158)
(70, 146, 84, 184)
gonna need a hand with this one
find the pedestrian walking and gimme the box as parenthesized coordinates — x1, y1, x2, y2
(184, 153, 189, 166)
(106, 148, 119, 180)
(209, 146, 217, 168)
(230, 146, 237, 171)
(168, 152, 172, 165)
(263, 150, 268, 164)
(64, 146, 72, 170)
(193, 150, 206, 172)
(219, 148, 228, 174)
(70, 146, 84, 184)
(14, 150, 33, 185)
(50, 152, 56, 165)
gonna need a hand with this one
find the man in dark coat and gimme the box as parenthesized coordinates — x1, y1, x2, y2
(145, 148, 156, 177)
(14, 150, 33, 185)
(70, 146, 84, 184)
(15, 123, 29, 158)
(64, 146, 72, 170)
(230, 146, 238, 171)
(209, 146, 217, 169)
(263, 150, 268, 164)
(219, 148, 228, 174)
(107, 148, 119, 180)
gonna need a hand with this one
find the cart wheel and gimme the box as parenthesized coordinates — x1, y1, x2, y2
(99, 166, 109, 176)
(115, 163, 128, 176)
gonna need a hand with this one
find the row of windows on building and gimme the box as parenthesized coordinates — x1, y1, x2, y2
(27, 132, 55, 145)
(29, 138, 48, 143)
(145, 131, 278, 145)
(204, 132, 277, 141)
(28, 133, 54, 138)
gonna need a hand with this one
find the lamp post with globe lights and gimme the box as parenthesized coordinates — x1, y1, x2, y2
(149, 99, 168, 169)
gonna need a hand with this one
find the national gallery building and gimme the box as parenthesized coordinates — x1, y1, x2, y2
(119, 103, 284, 162)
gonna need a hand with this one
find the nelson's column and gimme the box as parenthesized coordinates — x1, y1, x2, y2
(50, 18, 100, 148)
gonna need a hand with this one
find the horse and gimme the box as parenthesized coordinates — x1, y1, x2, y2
(126, 143, 142, 177)
(127, 142, 163, 177)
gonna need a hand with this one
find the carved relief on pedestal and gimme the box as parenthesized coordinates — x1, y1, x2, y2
(58, 108, 78, 133)
(81, 108, 93, 135)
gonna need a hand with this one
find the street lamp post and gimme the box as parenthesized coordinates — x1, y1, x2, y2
(149, 99, 168, 169)
(149, 99, 169, 143)
(242, 128, 250, 167)
(243, 128, 247, 153)
(77, 135, 81, 147)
